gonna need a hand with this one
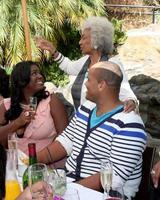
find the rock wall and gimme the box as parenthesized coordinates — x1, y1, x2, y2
(117, 24, 160, 80)
(130, 74, 160, 138)
(117, 24, 160, 139)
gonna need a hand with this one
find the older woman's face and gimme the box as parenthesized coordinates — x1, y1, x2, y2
(25, 65, 44, 93)
(79, 28, 92, 55)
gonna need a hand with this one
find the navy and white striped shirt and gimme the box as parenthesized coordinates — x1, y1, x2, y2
(56, 101, 147, 198)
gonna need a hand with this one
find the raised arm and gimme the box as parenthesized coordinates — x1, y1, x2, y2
(35, 38, 88, 75)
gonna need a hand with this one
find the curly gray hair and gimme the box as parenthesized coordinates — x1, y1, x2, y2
(81, 16, 114, 55)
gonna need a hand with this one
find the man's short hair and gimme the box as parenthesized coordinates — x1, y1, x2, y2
(92, 61, 123, 89)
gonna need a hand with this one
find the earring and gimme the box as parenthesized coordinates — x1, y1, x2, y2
(93, 45, 98, 50)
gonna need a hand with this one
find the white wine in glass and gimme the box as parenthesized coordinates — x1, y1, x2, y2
(29, 97, 37, 114)
(100, 161, 113, 192)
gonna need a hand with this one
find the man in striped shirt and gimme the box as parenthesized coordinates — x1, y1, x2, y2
(38, 61, 147, 199)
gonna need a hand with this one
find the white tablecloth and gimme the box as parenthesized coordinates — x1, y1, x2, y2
(66, 182, 103, 200)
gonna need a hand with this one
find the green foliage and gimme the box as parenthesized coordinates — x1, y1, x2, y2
(4, 66, 13, 75)
(111, 18, 127, 53)
(0, 0, 126, 87)
(40, 60, 69, 87)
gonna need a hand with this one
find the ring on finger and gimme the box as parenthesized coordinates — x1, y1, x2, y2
(151, 169, 156, 175)
(24, 111, 30, 117)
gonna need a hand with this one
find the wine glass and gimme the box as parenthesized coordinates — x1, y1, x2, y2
(8, 133, 18, 168)
(28, 163, 51, 199)
(29, 96, 37, 114)
(8, 133, 17, 150)
(100, 161, 113, 193)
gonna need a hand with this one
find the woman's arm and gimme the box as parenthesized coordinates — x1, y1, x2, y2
(35, 38, 88, 75)
(50, 93, 69, 135)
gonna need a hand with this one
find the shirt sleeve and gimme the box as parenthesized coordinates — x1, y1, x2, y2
(110, 115, 147, 187)
(55, 53, 89, 75)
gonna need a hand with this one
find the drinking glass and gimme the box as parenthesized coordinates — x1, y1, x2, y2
(28, 163, 51, 199)
(62, 187, 80, 200)
(8, 133, 18, 168)
(100, 161, 113, 193)
(5, 149, 21, 200)
(29, 96, 37, 113)
(8, 133, 17, 150)
(48, 169, 66, 197)
(104, 185, 124, 200)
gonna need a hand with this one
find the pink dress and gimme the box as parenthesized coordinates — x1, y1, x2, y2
(4, 96, 57, 155)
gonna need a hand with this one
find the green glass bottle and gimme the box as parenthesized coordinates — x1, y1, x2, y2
(22, 143, 37, 189)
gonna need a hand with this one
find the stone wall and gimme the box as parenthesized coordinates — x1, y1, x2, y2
(130, 74, 160, 138)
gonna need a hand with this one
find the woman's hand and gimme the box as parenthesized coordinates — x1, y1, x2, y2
(14, 110, 35, 128)
(123, 99, 137, 113)
(35, 38, 56, 55)
(151, 161, 160, 188)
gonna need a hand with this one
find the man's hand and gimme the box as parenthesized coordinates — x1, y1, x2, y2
(35, 38, 56, 55)
(151, 161, 160, 188)
(123, 99, 136, 113)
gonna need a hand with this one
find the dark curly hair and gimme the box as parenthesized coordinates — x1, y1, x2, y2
(5, 61, 49, 121)
(0, 68, 10, 98)
(0, 144, 6, 200)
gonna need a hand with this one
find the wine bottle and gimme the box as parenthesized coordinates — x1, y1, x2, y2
(22, 143, 37, 189)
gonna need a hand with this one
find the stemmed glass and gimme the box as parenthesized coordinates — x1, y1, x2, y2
(100, 161, 124, 200)
(29, 97, 37, 114)
(8, 133, 18, 169)
(100, 161, 113, 193)
(28, 163, 52, 199)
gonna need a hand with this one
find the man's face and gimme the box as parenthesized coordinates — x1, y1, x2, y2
(85, 69, 99, 102)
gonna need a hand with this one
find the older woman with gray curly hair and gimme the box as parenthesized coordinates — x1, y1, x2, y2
(36, 16, 138, 112)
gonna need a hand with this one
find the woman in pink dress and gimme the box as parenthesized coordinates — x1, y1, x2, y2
(0, 61, 68, 154)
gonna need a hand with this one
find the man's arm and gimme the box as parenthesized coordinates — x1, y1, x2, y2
(37, 109, 77, 164)
(37, 140, 67, 164)
(77, 173, 102, 192)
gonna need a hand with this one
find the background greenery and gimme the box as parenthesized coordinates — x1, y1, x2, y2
(0, 0, 126, 86)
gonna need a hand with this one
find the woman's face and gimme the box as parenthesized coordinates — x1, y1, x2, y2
(79, 28, 93, 55)
(25, 65, 44, 93)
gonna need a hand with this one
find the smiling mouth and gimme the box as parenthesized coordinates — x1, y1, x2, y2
(37, 81, 44, 85)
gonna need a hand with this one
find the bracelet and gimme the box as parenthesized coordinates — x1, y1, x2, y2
(16, 132, 24, 138)
(46, 146, 53, 163)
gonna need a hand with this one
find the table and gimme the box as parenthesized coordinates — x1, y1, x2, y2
(66, 182, 103, 200)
